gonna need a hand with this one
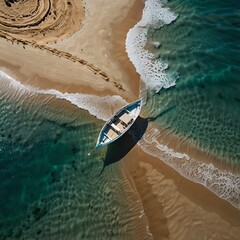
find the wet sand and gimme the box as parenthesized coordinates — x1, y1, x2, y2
(124, 146, 240, 239)
(0, 0, 239, 239)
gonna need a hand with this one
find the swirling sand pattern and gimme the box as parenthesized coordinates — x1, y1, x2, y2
(0, 0, 84, 43)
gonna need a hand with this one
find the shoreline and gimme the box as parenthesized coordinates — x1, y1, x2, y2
(150, 122, 240, 174)
(113, 0, 240, 238)
(110, 0, 145, 100)
(0, 0, 141, 102)
(0, 0, 239, 239)
(123, 145, 240, 239)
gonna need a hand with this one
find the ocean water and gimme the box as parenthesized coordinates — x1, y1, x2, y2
(1, 0, 240, 238)
(126, 0, 240, 207)
(146, 0, 240, 164)
(0, 73, 151, 239)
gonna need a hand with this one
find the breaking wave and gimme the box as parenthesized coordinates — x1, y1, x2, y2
(0, 70, 126, 121)
(1, 0, 239, 211)
(138, 125, 240, 208)
(126, 0, 178, 93)
(126, 0, 240, 209)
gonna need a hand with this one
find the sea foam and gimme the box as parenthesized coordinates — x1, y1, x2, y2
(1, 69, 239, 208)
(138, 125, 240, 209)
(0, 70, 126, 121)
(126, 0, 178, 93)
(126, 0, 240, 208)
(38, 89, 126, 121)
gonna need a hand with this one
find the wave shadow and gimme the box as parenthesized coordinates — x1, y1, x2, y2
(101, 116, 148, 172)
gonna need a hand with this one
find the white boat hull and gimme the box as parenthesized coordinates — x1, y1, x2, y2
(95, 98, 142, 149)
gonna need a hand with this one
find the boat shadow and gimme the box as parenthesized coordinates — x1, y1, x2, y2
(101, 116, 148, 171)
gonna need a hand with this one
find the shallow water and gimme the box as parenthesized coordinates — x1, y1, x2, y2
(145, 0, 240, 165)
(126, 0, 240, 208)
(1, 0, 240, 237)
(0, 73, 151, 239)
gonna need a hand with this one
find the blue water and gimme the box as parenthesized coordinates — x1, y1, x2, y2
(146, 0, 240, 165)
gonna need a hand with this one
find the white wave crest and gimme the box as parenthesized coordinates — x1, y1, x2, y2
(0, 70, 126, 121)
(39, 89, 126, 121)
(138, 126, 240, 209)
(126, 0, 178, 93)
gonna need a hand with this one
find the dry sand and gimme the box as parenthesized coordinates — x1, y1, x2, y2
(0, 0, 84, 43)
(0, 0, 239, 239)
(0, 0, 140, 101)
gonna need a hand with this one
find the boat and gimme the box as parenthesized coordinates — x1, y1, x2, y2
(95, 98, 143, 149)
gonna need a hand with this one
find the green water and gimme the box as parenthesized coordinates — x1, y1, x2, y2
(0, 78, 149, 239)
(145, 0, 240, 165)
(1, 0, 240, 237)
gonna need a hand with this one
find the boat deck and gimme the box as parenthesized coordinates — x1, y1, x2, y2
(104, 111, 134, 142)
(96, 98, 142, 148)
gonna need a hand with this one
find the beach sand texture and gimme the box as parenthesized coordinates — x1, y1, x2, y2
(0, 0, 139, 100)
(0, 0, 239, 239)
(0, 0, 84, 43)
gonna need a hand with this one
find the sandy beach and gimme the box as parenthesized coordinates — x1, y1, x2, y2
(123, 142, 240, 239)
(0, 0, 140, 102)
(0, 0, 239, 239)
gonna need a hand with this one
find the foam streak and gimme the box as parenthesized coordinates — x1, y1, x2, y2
(126, 0, 178, 93)
(0, 70, 126, 121)
(138, 126, 240, 209)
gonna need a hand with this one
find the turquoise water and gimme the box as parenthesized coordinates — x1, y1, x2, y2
(1, 0, 240, 237)
(0, 77, 149, 239)
(145, 0, 240, 165)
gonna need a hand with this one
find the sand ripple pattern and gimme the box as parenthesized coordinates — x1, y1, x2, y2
(0, 0, 83, 43)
